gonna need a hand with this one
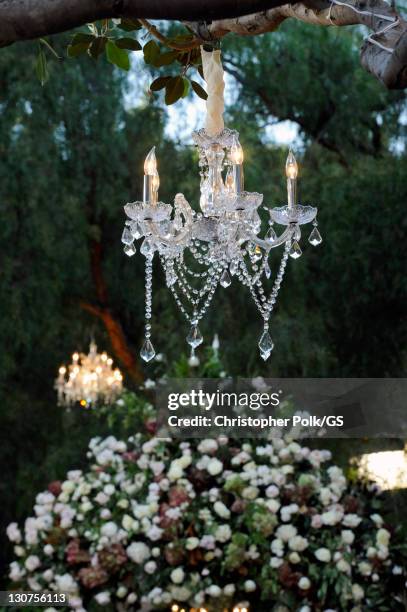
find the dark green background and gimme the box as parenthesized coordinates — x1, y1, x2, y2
(0, 22, 406, 584)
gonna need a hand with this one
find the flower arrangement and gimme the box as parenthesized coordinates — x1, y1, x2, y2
(7, 429, 407, 611)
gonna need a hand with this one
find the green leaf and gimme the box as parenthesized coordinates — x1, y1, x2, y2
(117, 18, 142, 31)
(155, 50, 178, 67)
(191, 80, 207, 100)
(143, 40, 160, 65)
(67, 42, 90, 58)
(165, 76, 184, 105)
(36, 47, 49, 86)
(70, 33, 95, 45)
(182, 77, 190, 98)
(115, 37, 141, 51)
(88, 36, 107, 59)
(150, 76, 172, 91)
(106, 40, 130, 71)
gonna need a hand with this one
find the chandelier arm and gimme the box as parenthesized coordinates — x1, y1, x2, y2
(250, 225, 297, 251)
(144, 220, 195, 248)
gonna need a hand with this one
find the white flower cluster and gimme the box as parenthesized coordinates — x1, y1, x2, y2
(6, 435, 402, 611)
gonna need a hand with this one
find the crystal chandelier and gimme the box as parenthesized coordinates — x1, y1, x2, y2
(122, 47, 322, 362)
(55, 342, 123, 407)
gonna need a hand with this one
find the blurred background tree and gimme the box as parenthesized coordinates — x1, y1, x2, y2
(0, 22, 405, 582)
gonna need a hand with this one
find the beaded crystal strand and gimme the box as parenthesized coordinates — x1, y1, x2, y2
(140, 257, 155, 362)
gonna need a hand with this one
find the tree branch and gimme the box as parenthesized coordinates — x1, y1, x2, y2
(185, 0, 407, 89)
(80, 300, 144, 384)
(0, 0, 295, 46)
(0, 0, 405, 87)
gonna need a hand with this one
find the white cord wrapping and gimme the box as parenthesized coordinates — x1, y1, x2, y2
(329, 0, 399, 53)
(201, 46, 225, 136)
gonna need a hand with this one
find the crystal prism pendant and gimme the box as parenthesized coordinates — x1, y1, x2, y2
(265, 226, 277, 243)
(121, 227, 134, 245)
(220, 270, 231, 288)
(308, 227, 322, 246)
(130, 222, 142, 240)
(264, 260, 271, 279)
(230, 261, 238, 276)
(258, 330, 274, 360)
(289, 241, 302, 259)
(140, 338, 155, 362)
(140, 238, 154, 258)
(124, 243, 137, 257)
(187, 325, 203, 348)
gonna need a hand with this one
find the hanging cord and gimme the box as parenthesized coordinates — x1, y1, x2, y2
(201, 45, 225, 136)
(329, 0, 400, 53)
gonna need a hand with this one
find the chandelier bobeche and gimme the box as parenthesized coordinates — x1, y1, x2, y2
(55, 342, 123, 407)
(122, 48, 322, 362)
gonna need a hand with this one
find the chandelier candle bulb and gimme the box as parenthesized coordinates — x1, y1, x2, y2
(230, 137, 244, 193)
(143, 146, 159, 204)
(286, 149, 298, 210)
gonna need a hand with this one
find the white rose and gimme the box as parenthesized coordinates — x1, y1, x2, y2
(289, 552, 301, 564)
(352, 584, 364, 602)
(271, 538, 284, 557)
(376, 528, 390, 547)
(186, 537, 200, 551)
(315, 548, 331, 562)
(171, 567, 185, 584)
(7, 523, 22, 543)
(215, 525, 232, 543)
(266, 499, 281, 514)
(95, 591, 110, 605)
(207, 585, 222, 597)
(337, 559, 351, 573)
(288, 535, 308, 552)
(214, 501, 230, 519)
(367, 546, 377, 559)
(122, 514, 135, 531)
(242, 486, 259, 500)
(101, 522, 118, 538)
(61, 481, 75, 494)
(207, 458, 223, 476)
(178, 454, 192, 469)
(168, 461, 183, 481)
(266, 485, 279, 498)
(244, 580, 256, 592)
(343, 514, 362, 528)
(270, 557, 283, 568)
(144, 561, 157, 574)
(117, 499, 129, 509)
(25, 555, 41, 571)
(198, 440, 218, 454)
(224, 584, 236, 596)
(276, 525, 297, 542)
(321, 509, 342, 526)
(9, 562, 25, 582)
(341, 529, 355, 545)
(298, 577, 311, 590)
(42, 569, 53, 582)
(55, 573, 77, 594)
(370, 513, 384, 527)
(358, 561, 372, 576)
(116, 586, 128, 598)
(103, 484, 115, 496)
(126, 542, 151, 564)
